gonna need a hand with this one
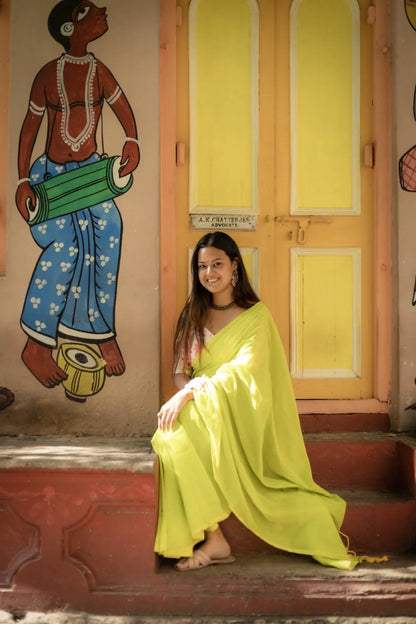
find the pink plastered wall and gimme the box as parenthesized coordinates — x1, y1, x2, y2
(0, 0, 160, 435)
(391, 0, 416, 431)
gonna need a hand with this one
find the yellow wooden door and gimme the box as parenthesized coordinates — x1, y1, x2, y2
(174, 0, 374, 401)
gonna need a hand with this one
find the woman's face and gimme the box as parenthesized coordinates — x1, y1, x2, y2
(197, 246, 237, 299)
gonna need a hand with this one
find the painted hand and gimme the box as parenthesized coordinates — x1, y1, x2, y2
(119, 140, 140, 177)
(15, 181, 35, 222)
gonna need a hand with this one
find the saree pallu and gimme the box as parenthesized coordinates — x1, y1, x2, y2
(151, 302, 359, 569)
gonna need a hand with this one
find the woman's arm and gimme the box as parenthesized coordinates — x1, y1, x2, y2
(173, 372, 190, 390)
(158, 375, 210, 433)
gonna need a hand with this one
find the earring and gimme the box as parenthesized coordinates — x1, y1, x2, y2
(231, 267, 239, 288)
(60, 22, 75, 37)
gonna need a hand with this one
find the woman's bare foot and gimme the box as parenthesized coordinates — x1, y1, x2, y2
(175, 526, 234, 571)
(22, 337, 67, 388)
(98, 338, 125, 376)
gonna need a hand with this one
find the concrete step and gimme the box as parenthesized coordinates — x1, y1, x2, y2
(304, 432, 415, 493)
(1, 552, 416, 618)
(0, 434, 415, 557)
(220, 431, 416, 556)
(0, 434, 415, 618)
(151, 552, 416, 618)
(1, 615, 415, 624)
(220, 489, 416, 555)
(1, 616, 416, 624)
(341, 489, 416, 553)
(300, 412, 391, 434)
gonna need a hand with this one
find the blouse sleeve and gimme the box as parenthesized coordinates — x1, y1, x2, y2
(173, 341, 189, 376)
(173, 329, 214, 376)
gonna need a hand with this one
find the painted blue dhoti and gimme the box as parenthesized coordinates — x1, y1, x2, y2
(21, 153, 122, 347)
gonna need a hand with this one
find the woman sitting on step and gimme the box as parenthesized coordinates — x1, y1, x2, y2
(152, 232, 359, 572)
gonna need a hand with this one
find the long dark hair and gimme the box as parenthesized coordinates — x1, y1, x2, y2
(174, 232, 259, 364)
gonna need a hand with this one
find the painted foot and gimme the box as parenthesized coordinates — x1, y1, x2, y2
(22, 338, 67, 388)
(98, 338, 125, 376)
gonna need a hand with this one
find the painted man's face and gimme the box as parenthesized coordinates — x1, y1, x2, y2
(71, 1, 108, 44)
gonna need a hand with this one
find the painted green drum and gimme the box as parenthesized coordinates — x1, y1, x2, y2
(28, 155, 133, 226)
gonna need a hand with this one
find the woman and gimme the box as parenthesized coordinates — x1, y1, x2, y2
(152, 232, 359, 572)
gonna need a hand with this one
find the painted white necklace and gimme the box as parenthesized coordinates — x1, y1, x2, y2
(56, 53, 97, 152)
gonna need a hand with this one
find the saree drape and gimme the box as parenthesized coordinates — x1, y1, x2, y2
(151, 302, 359, 569)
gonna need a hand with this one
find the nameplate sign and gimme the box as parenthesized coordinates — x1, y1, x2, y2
(190, 214, 257, 231)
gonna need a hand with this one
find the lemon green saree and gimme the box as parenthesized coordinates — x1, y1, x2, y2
(151, 302, 359, 570)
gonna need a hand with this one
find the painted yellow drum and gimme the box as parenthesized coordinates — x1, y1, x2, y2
(57, 343, 106, 402)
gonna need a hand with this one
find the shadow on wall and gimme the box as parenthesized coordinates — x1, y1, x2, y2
(0, 387, 14, 410)
(399, 0, 416, 306)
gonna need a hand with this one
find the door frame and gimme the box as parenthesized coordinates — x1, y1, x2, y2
(159, 0, 391, 413)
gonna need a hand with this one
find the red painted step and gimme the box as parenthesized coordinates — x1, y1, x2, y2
(2, 551, 416, 618)
(304, 433, 400, 491)
(221, 490, 416, 555)
(0, 431, 415, 618)
(219, 433, 416, 556)
(341, 489, 416, 553)
(300, 412, 391, 434)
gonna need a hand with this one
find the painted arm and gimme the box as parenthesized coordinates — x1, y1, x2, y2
(99, 62, 140, 177)
(15, 70, 47, 221)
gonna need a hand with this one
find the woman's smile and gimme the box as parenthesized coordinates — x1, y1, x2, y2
(197, 247, 236, 300)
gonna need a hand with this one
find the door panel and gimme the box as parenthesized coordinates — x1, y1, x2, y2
(175, 0, 373, 400)
(291, 0, 361, 215)
(189, 0, 259, 214)
(290, 248, 361, 379)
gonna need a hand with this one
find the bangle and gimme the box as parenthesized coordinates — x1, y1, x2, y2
(17, 178, 31, 186)
(125, 137, 139, 146)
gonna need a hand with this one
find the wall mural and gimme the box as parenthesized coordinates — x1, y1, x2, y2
(400, 0, 416, 305)
(15, 0, 139, 401)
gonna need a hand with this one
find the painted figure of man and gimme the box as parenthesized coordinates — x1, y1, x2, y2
(16, 0, 140, 388)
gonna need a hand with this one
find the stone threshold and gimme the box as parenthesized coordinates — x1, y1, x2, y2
(0, 435, 155, 472)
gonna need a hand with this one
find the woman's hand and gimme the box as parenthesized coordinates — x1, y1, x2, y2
(157, 387, 193, 433)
